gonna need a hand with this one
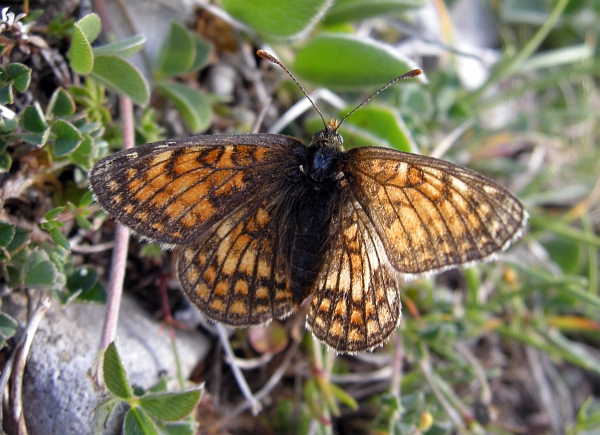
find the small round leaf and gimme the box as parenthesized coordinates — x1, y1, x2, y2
(91, 55, 150, 106)
(103, 343, 133, 399)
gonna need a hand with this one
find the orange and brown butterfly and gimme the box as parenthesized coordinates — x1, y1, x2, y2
(90, 51, 528, 353)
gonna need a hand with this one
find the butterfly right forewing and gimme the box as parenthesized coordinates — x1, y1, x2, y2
(345, 147, 528, 277)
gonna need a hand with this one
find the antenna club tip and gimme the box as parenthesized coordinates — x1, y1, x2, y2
(257, 50, 275, 62)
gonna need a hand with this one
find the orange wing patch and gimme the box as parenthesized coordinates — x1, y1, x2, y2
(307, 195, 402, 353)
(90, 141, 287, 244)
(177, 199, 294, 326)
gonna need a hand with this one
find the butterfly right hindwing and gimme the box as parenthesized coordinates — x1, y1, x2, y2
(307, 189, 402, 353)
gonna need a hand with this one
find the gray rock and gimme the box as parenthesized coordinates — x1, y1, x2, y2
(5, 293, 209, 434)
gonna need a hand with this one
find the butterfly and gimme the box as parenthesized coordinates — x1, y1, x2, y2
(90, 51, 527, 353)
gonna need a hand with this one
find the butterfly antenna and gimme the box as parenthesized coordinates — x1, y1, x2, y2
(338, 68, 423, 128)
(257, 50, 327, 128)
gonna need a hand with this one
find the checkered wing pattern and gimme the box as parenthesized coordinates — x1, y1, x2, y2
(307, 193, 402, 353)
(177, 197, 295, 326)
(90, 135, 302, 245)
(345, 147, 527, 277)
(91, 134, 304, 326)
(307, 146, 528, 352)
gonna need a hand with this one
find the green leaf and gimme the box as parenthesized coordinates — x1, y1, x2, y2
(0, 66, 7, 84)
(500, 0, 552, 24)
(324, 0, 425, 25)
(146, 377, 169, 394)
(0, 154, 12, 174)
(68, 84, 94, 102)
(139, 243, 164, 262)
(340, 105, 415, 152)
(0, 83, 13, 104)
(92, 35, 146, 58)
(138, 389, 202, 421)
(79, 190, 95, 208)
(77, 13, 102, 43)
(123, 408, 160, 435)
(45, 206, 66, 221)
(294, 33, 422, 88)
(91, 55, 150, 106)
(22, 129, 51, 147)
(543, 328, 600, 375)
(155, 21, 195, 79)
(156, 81, 211, 133)
(75, 282, 106, 303)
(6, 226, 30, 253)
(519, 44, 594, 72)
(7, 63, 32, 93)
(221, 0, 331, 41)
(22, 103, 48, 133)
(0, 312, 18, 346)
(54, 120, 83, 156)
(68, 22, 94, 74)
(48, 244, 69, 269)
(49, 227, 71, 250)
(189, 34, 213, 73)
(103, 343, 133, 399)
(22, 249, 59, 290)
(69, 134, 94, 170)
(47, 88, 76, 117)
(0, 116, 18, 134)
(329, 382, 358, 410)
(90, 398, 120, 435)
(66, 266, 100, 296)
(0, 222, 15, 247)
(0, 312, 19, 338)
(161, 421, 197, 435)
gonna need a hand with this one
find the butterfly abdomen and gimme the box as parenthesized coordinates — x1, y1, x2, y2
(287, 143, 345, 304)
(288, 189, 340, 304)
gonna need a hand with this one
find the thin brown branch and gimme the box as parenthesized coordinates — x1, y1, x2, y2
(99, 95, 134, 350)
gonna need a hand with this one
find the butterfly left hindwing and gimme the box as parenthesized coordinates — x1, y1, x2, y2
(177, 196, 295, 326)
(91, 134, 311, 327)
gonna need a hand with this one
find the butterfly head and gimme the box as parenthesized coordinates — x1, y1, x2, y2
(309, 118, 343, 150)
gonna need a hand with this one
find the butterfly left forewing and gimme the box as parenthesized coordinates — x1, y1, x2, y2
(90, 134, 303, 245)
(307, 192, 402, 353)
(345, 147, 527, 277)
